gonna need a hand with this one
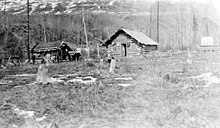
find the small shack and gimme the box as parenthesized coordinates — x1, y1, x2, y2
(30, 41, 61, 63)
(197, 36, 220, 52)
(30, 41, 80, 63)
(60, 41, 81, 61)
(105, 29, 158, 57)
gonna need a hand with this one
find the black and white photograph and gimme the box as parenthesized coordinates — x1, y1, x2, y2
(0, 0, 220, 127)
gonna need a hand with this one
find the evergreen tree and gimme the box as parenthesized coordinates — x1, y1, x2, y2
(193, 14, 198, 32)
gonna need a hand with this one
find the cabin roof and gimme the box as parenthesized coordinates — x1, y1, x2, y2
(31, 41, 78, 51)
(31, 41, 61, 50)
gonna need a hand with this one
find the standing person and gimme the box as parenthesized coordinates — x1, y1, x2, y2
(109, 57, 116, 73)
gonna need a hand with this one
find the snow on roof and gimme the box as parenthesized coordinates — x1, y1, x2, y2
(121, 29, 158, 45)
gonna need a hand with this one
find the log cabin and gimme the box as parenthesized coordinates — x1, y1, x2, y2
(105, 29, 158, 57)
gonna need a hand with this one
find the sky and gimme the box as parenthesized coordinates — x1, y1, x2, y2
(180, 0, 220, 16)
(210, 0, 220, 15)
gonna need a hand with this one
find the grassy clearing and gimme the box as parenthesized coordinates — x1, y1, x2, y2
(117, 51, 220, 128)
(0, 52, 220, 128)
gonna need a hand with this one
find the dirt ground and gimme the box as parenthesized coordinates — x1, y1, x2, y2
(1, 51, 220, 128)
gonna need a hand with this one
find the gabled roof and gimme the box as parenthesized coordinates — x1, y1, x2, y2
(105, 28, 158, 46)
(30, 41, 78, 51)
(34, 41, 61, 50)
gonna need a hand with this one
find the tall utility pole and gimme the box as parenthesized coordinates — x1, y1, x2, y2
(157, 0, 160, 44)
(82, 7, 89, 58)
(27, 0, 30, 61)
(149, 3, 152, 38)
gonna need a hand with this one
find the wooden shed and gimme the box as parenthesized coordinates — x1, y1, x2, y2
(105, 29, 158, 57)
(30, 41, 79, 62)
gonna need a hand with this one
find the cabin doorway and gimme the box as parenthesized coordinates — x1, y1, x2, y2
(122, 44, 127, 57)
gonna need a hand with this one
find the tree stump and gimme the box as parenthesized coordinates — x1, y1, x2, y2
(36, 64, 52, 84)
(36, 54, 52, 84)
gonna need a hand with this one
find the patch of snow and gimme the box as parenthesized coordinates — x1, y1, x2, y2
(54, 11, 62, 15)
(118, 84, 132, 87)
(211, 62, 220, 65)
(68, 78, 83, 83)
(78, 0, 87, 3)
(94, 3, 100, 9)
(44, 3, 56, 14)
(51, 2, 57, 9)
(115, 77, 133, 80)
(93, 10, 106, 14)
(26, 82, 37, 86)
(108, 12, 116, 15)
(109, 1, 115, 6)
(9, 74, 36, 77)
(1, 65, 6, 69)
(36, 115, 47, 122)
(0, 80, 13, 85)
(191, 72, 220, 87)
(10, 124, 18, 128)
(64, 2, 76, 14)
(133, 12, 150, 16)
(82, 4, 93, 7)
(29, 2, 40, 14)
(68, 2, 76, 8)
(56, 74, 65, 77)
(36, 77, 63, 84)
(13, 8, 26, 15)
(39, 4, 47, 9)
(58, 77, 67, 80)
(191, 72, 213, 79)
(68, 76, 96, 84)
(66, 74, 77, 77)
(13, 108, 35, 118)
(50, 78, 63, 83)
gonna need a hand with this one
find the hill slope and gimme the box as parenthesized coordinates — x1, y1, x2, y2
(0, 0, 220, 51)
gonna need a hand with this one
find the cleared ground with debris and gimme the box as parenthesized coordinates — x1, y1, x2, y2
(1, 51, 220, 128)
